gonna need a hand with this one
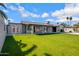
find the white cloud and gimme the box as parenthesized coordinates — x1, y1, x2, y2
(21, 13, 29, 17)
(8, 4, 41, 18)
(3, 9, 8, 13)
(18, 5, 25, 12)
(52, 9, 64, 17)
(41, 12, 49, 18)
(46, 19, 55, 22)
(51, 3, 79, 23)
(55, 18, 67, 23)
(9, 5, 17, 11)
(30, 13, 40, 18)
(71, 17, 79, 22)
(54, 17, 79, 23)
(18, 5, 40, 18)
(5, 18, 14, 25)
(8, 18, 14, 22)
(17, 5, 30, 17)
(9, 5, 29, 18)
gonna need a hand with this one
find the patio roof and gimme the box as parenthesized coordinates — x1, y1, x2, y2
(64, 26, 79, 28)
(9, 21, 59, 27)
(21, 21, 58, 27)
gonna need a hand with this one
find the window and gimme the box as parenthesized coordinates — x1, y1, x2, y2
(13, 27, 15, 33)
(17, 27, 19, 32)
(28, 25, 31, 30)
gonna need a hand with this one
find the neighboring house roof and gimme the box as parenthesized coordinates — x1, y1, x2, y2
(64, 26, 79, 28)
(9, 21, 59, 27)
(9, 22, 21, 25)
(21, 21, 58, 27)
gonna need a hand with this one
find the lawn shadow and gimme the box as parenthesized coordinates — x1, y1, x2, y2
(44, 53, 52, 56)
(23, 44, 37, 55)
(1, 36, 26, 56)
(1, 36, 37, 56)
(16, 40, 27, 48)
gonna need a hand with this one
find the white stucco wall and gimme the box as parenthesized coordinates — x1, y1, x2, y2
(0, 13, 6, 52)
(64, 28, 74, 32)
(56, 25, 64, 32)
(7, 23, 22, 35)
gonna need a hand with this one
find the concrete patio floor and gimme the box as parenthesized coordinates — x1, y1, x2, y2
(67, 32, 79, 35)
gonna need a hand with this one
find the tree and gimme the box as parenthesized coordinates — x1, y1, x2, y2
(70, 17, 72, 26)
(0, 3, 7, 20)
(46, 21, 50, 24)
(66, 16, 72, 26)
(66, 17, 69, 26)
(66, 17, 69, 20)
(61, 23, 69, 27)
(74, 23, 79, 27)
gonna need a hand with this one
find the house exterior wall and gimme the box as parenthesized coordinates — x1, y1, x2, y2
(30, 25, 34, 34)
(56, 26, 60, 32)
(42, 26, 47, 33)
(34, 25, 43, 33)
(0, 13, 6, 52)
(7, 23, 22, 35)
(74, 28, 79, 32)
(7, 23, 63, 35)
(22, 24, 33, 34)
(22, 24, 27, 34)
(64, 27, 79, 33)
(33, 26, 54, 34)
(64, 28, 74, 32)
(56, 25, 64, 32)
(27, 25, 32, 34)
(46, 26, 52, 33)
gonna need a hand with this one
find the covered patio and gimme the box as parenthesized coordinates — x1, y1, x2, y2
(22, 23, 58, 34)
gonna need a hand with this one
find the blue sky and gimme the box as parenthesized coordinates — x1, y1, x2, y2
(2, 3, 79, 25)
(2, 3, 64, 23)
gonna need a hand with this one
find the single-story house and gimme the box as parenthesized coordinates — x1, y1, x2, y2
(7, 21, 64, 35)
(64, 27, 79, 33)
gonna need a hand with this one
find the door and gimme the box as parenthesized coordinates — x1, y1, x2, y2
(52, 27, 56, 32)
(22, 25, 26, 34)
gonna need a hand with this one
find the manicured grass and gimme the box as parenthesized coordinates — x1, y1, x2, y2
(1, 34, 79, 56)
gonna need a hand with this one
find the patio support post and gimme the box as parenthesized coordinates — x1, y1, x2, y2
(31, 25, 34, 34)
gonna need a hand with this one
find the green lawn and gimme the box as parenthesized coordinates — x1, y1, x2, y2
(1, 33, 79, 56)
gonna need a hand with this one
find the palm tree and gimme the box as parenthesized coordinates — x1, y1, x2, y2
(70, 17, 72, 26)
(0, 3, 7, 20)
(66, 16, 72, 26)
(66, 17, 69, 26)
(66, 17, 69, 20)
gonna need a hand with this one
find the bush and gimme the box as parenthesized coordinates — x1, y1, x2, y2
(69, 31, 72, 33)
